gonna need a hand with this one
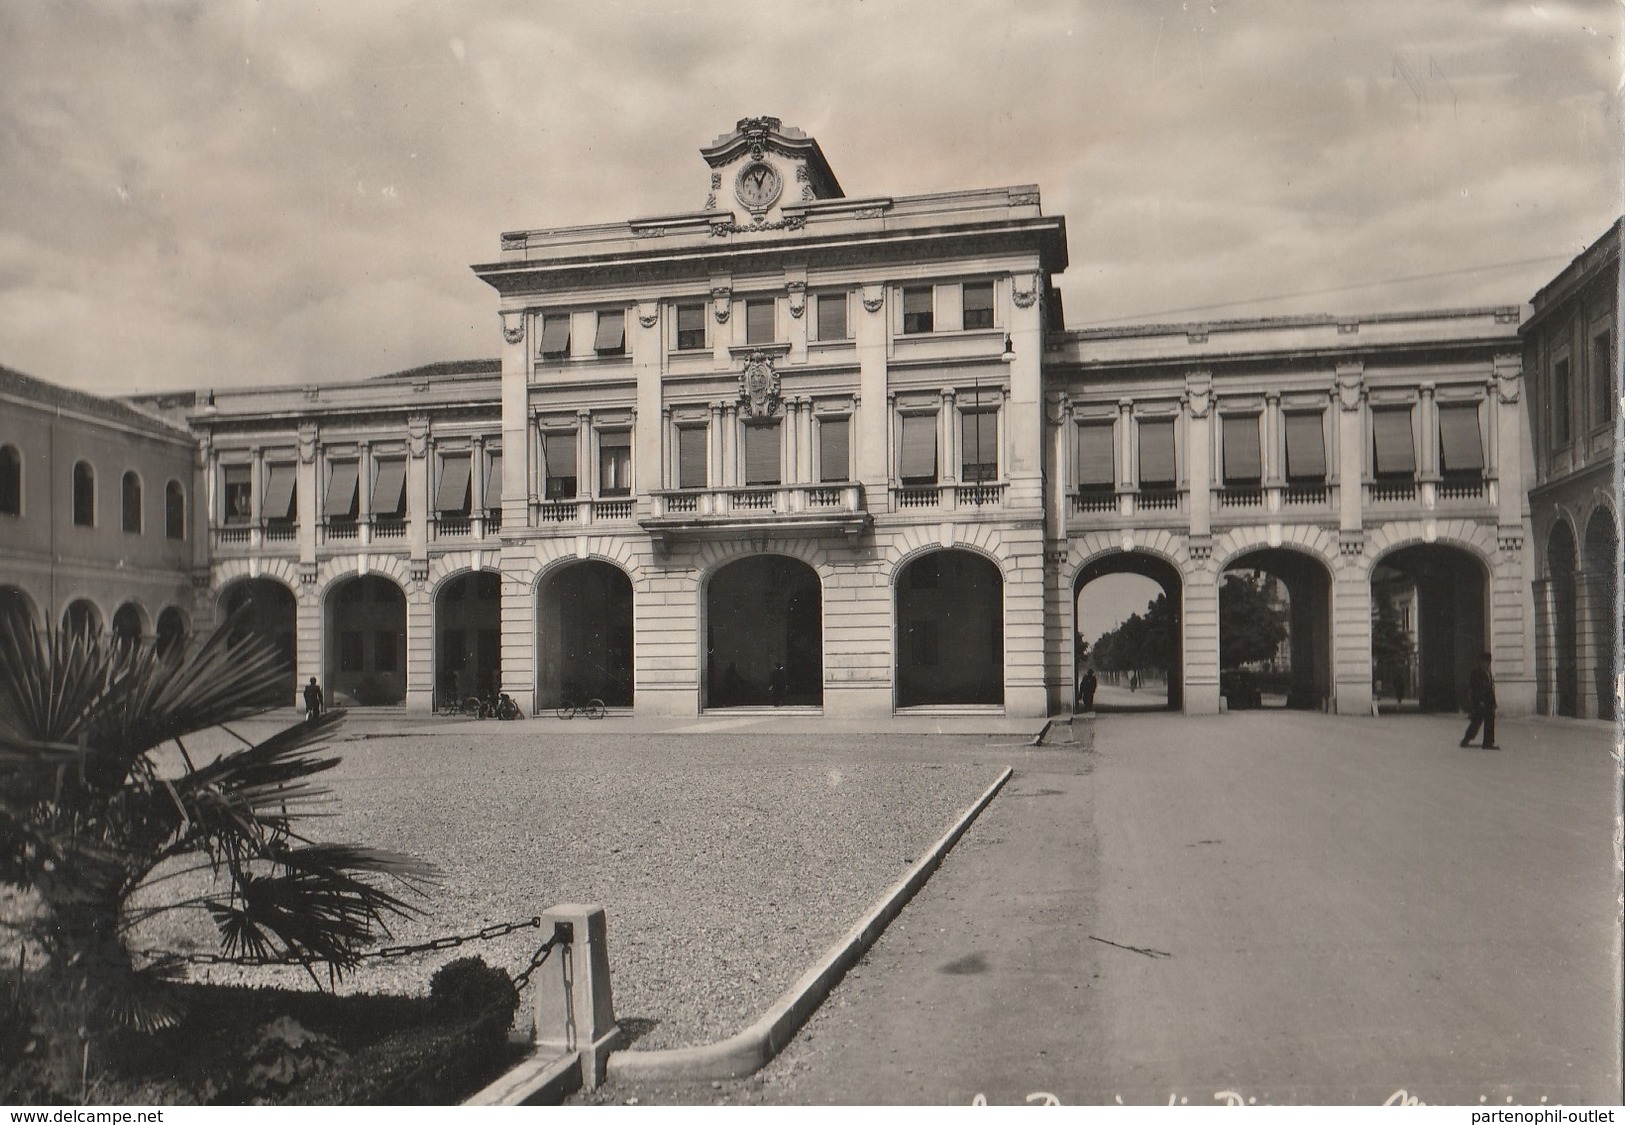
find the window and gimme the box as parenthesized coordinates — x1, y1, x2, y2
(542, 431, 577, 500)
(902, 287, 934, 334)
(1553, 357, 1571, 445)
(1595, 331, 1615, 424)
(818, 416, 850, 482)
(960, 409, 998, 483)
(372, 458, 407, 518)
(1283, 413, 1327, 482)
(815, 294, 847, 341)
(1371, 407, 1417, 479)
(594, 310, 625, 357)
(677, 425, 707, 489)
(1137, 419, 1177, 488)
(0, 445, 20, 517)
(1221, 415, 1262, 484)
(1075, 422, 1115, 492)
(676, 302, 706, 351)
(164, 480, 185, 540)
(962, 282, 994, 330)
(72, 461, 95, 526)
(484, 452, 502, 511)
(121, 471, 142, 533)
(898, 413, 938, 484)
(1438, 404, 1485, 477)
(263, 463, 297, 523)
(222, 464, 252, 523)
(599, 431, 631, 496)
(745, 299, 775, 346)
(436, 453, 472, 515)
(744, 421, 782, 485)
(324, 460, 360, 521)
(538, 314, 571, 360)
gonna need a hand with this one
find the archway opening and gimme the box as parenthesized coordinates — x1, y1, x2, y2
(1543, 524, 1579, 717)
(0, 586, 38, 630)
(537, 561, 634, 710)
(324, 575, 406, 706)
(1583, 511, 1618, 721)
(896, 549, 1002, 708)
(1220, 548, 1331, 711)
(1372, 544, 1489, 713)
(435, 571, 502, 708)
(1074, 553, 1182, 712)
(62, 599, 102, 637)
(111, 602, 147, 651)
(705, 555, 821, 709)
(155, 606, 189, 660)
(222, 579, 297, 704)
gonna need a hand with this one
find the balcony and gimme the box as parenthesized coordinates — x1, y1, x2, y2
(1282, 482, 1330, 507)
(1073, 487, 1116, 514)
(1367, 479, 1418, 505)
(1217, 486, 1264, 510)
(1436, 476, 1486, 502)
(642, 483, 870, 544)
(887, 481, 1008, 513)
(210, 522, 298, 552)
(531, 497, 638, 526)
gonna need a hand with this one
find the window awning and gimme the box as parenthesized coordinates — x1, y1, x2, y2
(744, 421, 781, 485)
(484, 452, 502, 507)
(1371, 408, 1416, 475)
(593, 311, 625, 352)
(263, 463, 297, 520)
(961, 409, 997, 478)
(543, 432, 577, 479)
(323, 460, 359, 518)
(1438, 405, 1484, 473)
(1284, 413, 1327, 480)
(677, 425, 707, 489)
(1138, 419, 1176, 486)
(436, 454, 471, 512)
(1221, 415, 1262, 482)
(371, 458, 406, 515)
(538, 315, 571, 357)
(1075, 422, 1115, 487)
(899, 413, 937, 481)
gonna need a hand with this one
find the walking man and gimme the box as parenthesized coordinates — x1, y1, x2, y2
(1459, 651, 1498, 749)
(303, 676, 324, 723)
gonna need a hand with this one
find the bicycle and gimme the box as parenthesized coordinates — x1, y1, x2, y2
(556, 697, 606, 720)
(460, 695, 490, 719)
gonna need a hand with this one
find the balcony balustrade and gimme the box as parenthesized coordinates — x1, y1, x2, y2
(373, 517, 407, 539)
(1282, 482, 1330, 506)
(642, 482, 870, 543)
(1217, 486, 1264, 509)
(1368, 480, 1418, 504)
(531, 497, 637, 525)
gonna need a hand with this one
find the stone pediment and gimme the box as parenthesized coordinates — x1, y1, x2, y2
(697, 116, 843, 223)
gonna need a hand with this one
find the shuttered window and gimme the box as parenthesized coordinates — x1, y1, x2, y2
(371, 458, 406, 517)
(223, 464, 252, 523)
(1371, 408, 1417, 478)
(819, 417, 850, 482)
(1075, 422, 1115, 488)
(816, 294, 847, 341)
(436, 454, 472, 513)
(902, 287, 933, 334)
(676, 303, 706, 350)
(962, 282, 994, 330)
(323, 460, 360, 518)
(484, 452, 503, 507)
(598, 432, 630, 496)
(677, 425, 707, 489)
(745, 299, 775, 345)
(744, 421, 781, 485)
(593, 311, 625, 356)
(538, 315, 571, 359)
(961, 409, 998, 482)
(263, 463, 297, 520)
(1221, 415, 1262, 483)
(899, 413, 938, 483)
(1137, 419, 1176, 487)
(1284, 413, 1327, 481)
(542, 431, 577, 499)
(1437, 404, 1484, 475)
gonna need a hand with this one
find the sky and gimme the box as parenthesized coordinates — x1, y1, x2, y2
(0, 0, 1619, 395)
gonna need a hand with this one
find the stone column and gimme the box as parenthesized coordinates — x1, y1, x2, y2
(499, 308, 531, 534)
(1418, 382, 1438, 510)
(1331, 552, 1375, 715)
(708, 402, 724, 498)
(1263, 390, 1283, 486)
(783, 398, 800, 485)
(1117, 398, 1135, 517)
(1335, 363, 1365, 552)
(1182, 562, 1221, 715)
(722, 403, 739, 487)
(633, 304, 663, 510)
(470, 436, 486, 537)
(939, 387, 958, 485)
(406, 416, 430, 560)
(1185, 373, 1212, 548)
(297, 423, 319, 566)
(357, 440, 373, 546)
(1574, 566, 1601, 718)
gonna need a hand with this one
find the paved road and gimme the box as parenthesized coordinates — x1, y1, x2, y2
(614, 711, 1619, 1106)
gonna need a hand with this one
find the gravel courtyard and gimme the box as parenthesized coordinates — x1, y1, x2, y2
(128, 723, 1019, 1053)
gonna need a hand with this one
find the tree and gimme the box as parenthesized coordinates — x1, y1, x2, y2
(0, 608, 434, 1033)
(1091, 593, 1178, 674)
(1371, 594, 1414, 692)
(1219, 571, 1288, 669)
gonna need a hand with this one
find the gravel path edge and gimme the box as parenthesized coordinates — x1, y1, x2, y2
(598, 765, 1015, 1087)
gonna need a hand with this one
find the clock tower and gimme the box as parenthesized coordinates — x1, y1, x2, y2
(699, 116, 844, 226)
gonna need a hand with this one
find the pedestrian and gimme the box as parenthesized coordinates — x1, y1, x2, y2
(303, 676, 323, 722)
(1459, 651, 1498, 749)
(769, 660, 788, 707)
(1080, 667, 1098, 712)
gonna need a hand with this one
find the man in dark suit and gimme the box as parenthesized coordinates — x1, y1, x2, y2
(1459, 652, 1499, 749)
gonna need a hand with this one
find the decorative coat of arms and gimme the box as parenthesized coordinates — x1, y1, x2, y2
(739, 352, 781, 417)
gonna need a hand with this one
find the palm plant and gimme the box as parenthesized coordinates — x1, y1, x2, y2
(0, 606, 435, 1033)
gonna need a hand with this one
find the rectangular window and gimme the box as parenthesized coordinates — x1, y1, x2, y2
(593, 310, 625, 357)
(1221, 415, 1263, 484)
(898, 413, 938, 484)
(677, 425, 708, 489)
(542, 432, 577, 500)
(676, 303, 706, 351)
(538, 314, 571, 360)
(263, 463, 297, 521)
(1137, 419, 1177, 487)
(745, 299, 775, 345)
(323, 460, 360, 519)
(962, 282, 994, 330)
(340, 630, 363, 672)
(818, 416, 850, 482)
(436, 453, 472, 514)
(1371, 407, 1417, 478)
(1283, 413, 1327, 481)
(902, 287, 934, 334)
(484, 452, 502, 509)
(1076, 422, 1116, 489)
(374, 630, 396, 673)
(1553, 357, 1572, 445)
(122, 474, 141, 533)
(165, 482, 185, 540)
(371, 458, 407, 518)
(1437, 404, 1485, 476)
(960, 409, 998, 482)
(223, 464, 252, 523)
(815, 294, 847, 341)
(744, 421, 782, 485)
(598, 431, 631, 496)
(1594, 332, 1614, 423)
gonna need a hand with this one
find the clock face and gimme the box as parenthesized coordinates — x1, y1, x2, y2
(735, 161, 782, 209)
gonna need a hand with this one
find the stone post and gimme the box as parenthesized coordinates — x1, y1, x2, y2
(535, 904, 625, 1090)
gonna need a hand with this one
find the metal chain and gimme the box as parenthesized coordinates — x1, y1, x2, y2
(138, 914, 543, 967)
(509, 931, 562, 994)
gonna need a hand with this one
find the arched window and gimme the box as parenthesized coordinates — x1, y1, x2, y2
(72, 462, 95, 527)
(122, 471, 142, 533)
(0, 445, 19, 517)
(165, 480, 185, 540)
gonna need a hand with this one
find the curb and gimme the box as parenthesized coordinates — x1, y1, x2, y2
(464, 1050, 579, 1106)
(604, 765, 1015, 1084)
(1028, 719, 1054, 746)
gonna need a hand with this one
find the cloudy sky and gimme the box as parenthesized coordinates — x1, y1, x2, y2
(1, 0, 1618, 395)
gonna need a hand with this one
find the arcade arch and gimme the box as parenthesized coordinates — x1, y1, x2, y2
(1073, 551, 1182, 712)
(1583, 509, 1618, 721)
(0, 585, 38, 628)
(896, 548, 1002, 708)
(1371, 543, 1489, 713)
(155, 606, 190, 659)
(1544, 522, 1579, 717)
(221, 579, 297, 704)
(1220, 547, 1331, 711)
(434, 570, 501, 708)
(325, 575, 407, 706)
(537, 560, 635, 710)
(111, 602, 148, 649)
(704, 554, 821, 709)
(62, 598, 102, 636)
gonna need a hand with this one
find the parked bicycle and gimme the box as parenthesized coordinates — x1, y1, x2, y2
(556, 697, 606, 720)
